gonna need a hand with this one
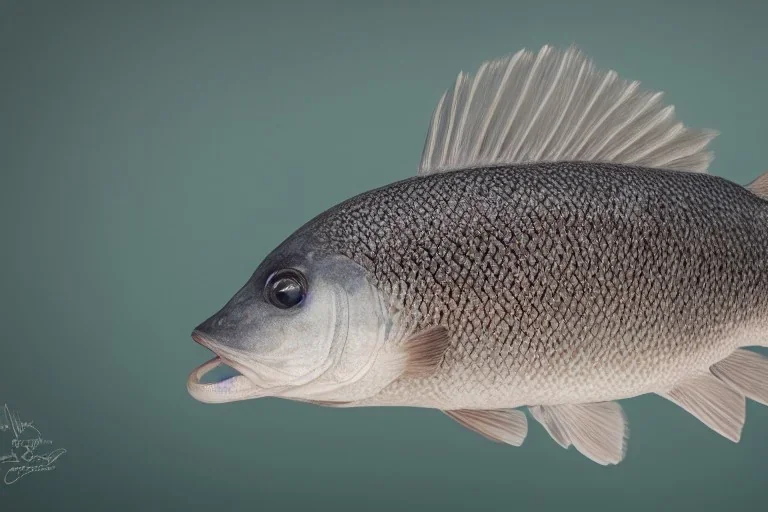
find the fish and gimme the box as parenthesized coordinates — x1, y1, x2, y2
(187, 45, 768, 465)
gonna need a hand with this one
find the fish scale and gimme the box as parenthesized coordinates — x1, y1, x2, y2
(188, 46, 768, 464)
(309, 162, 768, 408)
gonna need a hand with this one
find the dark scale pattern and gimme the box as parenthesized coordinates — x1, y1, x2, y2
(308, 162, 768, 408)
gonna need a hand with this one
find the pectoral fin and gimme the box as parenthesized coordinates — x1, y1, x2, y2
(373, 325, 452, 384)
(401, 326, 452, 377)
(444, 409, 528, 446)
(529, 402, 628, 465)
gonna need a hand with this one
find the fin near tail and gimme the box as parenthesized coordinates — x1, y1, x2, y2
(711, 348, 768, 407)
(657, 348, 768, 442)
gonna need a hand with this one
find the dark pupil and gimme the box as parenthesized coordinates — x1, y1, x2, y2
(272, 277, 303, 308)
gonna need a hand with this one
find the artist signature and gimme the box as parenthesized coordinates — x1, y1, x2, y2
(0, 403, 66, 486)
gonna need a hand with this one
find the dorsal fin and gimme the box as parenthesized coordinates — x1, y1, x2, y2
(747, 171, 768, 199)
(419, 45, 718, 175)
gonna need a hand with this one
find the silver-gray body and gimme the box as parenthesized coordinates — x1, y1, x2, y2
(307, 162, 768, 409)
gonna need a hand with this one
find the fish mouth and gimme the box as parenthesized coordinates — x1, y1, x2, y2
(187, 331, 275, 404)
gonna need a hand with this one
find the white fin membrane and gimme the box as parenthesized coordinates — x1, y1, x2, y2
(444, 409, 528, 447)
(747, 172, 768, 200)
(658, 373, 745, 442)
(401, 326, 452, 377)
(528, 402, 628, 465)
(711, 349, 768, 406)
(418, 45, 718, 175)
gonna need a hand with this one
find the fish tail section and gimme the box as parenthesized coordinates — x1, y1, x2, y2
(657, 373, 745, 442)
(656, 348, 768, 442)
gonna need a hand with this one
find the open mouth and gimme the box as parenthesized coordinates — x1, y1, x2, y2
(187, 331, 271, 404)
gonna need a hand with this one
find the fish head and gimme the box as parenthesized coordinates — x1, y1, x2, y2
(187, 230, 398, 404)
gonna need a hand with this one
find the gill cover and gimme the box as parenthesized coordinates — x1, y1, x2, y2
(188, 231, 450, 405)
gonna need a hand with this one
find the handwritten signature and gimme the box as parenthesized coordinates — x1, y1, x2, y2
(0, 403, 66, 486)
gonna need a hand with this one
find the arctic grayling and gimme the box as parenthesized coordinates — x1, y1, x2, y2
(188, 46, 768, 465)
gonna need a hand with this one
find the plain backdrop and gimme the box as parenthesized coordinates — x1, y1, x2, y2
(1, 1, 767, 510)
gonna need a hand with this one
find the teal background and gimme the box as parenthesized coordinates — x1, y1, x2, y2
(1, 0, 767, 509)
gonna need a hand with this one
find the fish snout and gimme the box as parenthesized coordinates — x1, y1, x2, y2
(191, 329, 214, 349)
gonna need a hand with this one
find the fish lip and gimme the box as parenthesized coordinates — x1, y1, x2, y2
(190, 329, 244, 377)
(187, 330, 293, 402)
(187, 330, 254, 403)
(191, 329, 215, 350)
(189, 329, 303, 401)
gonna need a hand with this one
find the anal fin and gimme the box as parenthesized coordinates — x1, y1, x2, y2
(300, 399, 355, 408)
(657, 373, 745, 442)
(444, 409, 528, 447)
(711, 348, 768, 406)
(529, 402, 628, 465)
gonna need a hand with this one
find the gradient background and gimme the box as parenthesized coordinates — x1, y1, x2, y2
(1, 0, 767, 510)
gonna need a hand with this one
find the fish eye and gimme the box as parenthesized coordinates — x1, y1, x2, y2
(265, 269, 307, 309)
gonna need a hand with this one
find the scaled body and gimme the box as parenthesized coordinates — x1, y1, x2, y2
(311, 162, 768, 408)
(188, 46, 768, 465)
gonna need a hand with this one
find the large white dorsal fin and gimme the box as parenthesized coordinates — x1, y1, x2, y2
(418, 45, 718, 175)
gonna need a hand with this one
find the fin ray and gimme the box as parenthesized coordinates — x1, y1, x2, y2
(747, 171, 768, 199)
(529, 402, 628, 465)
(402, 326, 451, 377)
(658, 373, 745, 442)
(711, 349, 768, 406)
(444, 409, 528, 447)
(419, 45, 717, 175)
(528, 405, 572, 448)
